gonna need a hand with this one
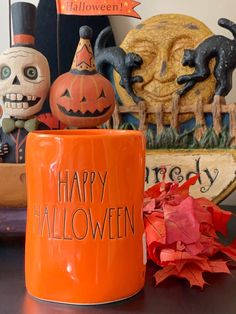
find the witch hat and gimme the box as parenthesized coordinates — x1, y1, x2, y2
(12, 2, 36, 47)
(71, 26, 96, 73)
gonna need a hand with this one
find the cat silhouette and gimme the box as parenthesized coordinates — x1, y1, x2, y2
(177, 18, 236, 97)
(94, 26, 143, 104)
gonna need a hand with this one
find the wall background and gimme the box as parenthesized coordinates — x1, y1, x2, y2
(0, 0, 235, 205)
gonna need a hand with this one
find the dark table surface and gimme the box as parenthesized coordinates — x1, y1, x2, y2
(0, 236, 236, 314)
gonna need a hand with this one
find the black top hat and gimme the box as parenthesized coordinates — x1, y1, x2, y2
(12, 2, 36, 47)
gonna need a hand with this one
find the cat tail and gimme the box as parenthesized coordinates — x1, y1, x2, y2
(94, 26, 113, 55)
(218, 18, 236, 38)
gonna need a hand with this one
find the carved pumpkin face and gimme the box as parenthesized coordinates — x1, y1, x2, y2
(0, 46, 50, 119)
(50, 72, 115, 128)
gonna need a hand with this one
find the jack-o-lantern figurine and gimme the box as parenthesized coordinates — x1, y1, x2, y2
(50, 26, 115, 129)
(0, 2, 50, 163)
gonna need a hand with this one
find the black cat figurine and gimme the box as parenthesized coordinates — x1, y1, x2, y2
(94, 26, 143, 104)
(177, 18, 236, 97)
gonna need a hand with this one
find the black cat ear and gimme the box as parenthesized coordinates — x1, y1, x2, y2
(184, 49, 194, 55)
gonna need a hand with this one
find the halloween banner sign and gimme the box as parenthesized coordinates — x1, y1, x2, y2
(56, 0, 141, 18)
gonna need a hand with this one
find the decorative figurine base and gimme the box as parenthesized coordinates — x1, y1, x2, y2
(146, 149, 236, 203)
(0, 163, 26, 207)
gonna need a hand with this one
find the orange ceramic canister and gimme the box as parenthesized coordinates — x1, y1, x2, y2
(25, 129, 146, 304)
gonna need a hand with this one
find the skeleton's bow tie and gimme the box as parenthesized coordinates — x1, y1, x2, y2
(2, 117, 39, 134)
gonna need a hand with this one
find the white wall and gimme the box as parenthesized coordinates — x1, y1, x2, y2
(0, 0, 39, 51)
(0, 0, 235, 205)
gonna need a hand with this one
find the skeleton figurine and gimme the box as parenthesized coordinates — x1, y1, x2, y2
(0, 2, 50, 163)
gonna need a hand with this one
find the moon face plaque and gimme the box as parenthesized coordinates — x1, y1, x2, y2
(114, 14, 216, 124)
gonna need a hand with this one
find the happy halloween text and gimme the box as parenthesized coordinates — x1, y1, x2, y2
(33, 170, 135, 241)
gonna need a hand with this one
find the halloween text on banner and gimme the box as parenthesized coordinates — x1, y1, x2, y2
(56, 0, 141, 19)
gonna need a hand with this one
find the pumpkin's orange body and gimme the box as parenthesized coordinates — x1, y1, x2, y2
(50, 72, 115, 128)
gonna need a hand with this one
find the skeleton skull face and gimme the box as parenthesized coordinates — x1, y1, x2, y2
(0, 47, 50, 119)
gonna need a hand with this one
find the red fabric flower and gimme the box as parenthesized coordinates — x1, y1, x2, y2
(143, 175, 236, 288)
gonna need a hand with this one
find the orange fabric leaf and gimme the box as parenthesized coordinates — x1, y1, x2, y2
(154, 260, 231, 288)
(154, 263, 207, 289)
(144, 213, 165, 245)
(143, 175, 236, 289)
(160, 249, 204, 265)
(174, 174, 200, 198)
(144, 213, 166, 264)
(196, 198, 232, 236)
(193, 199, 213, 225)
(164, 197, 200, 245)
(178, 264, 207, 289)
(143, 198, 156, 214)
(216, 242, 236, 261)
(154, 265, 178, 286)
(145, 182, 166, 199)
(208, 260, 231, 274)
(185, 241, 204, 256)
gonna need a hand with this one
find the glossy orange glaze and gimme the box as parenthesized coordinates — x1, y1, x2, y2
(25, 129, 146, 304)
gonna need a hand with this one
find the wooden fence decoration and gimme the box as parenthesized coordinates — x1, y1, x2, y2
(107, 94, 236, 147)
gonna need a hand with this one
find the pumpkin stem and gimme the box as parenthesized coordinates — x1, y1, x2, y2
(71, 25, 96, 73)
